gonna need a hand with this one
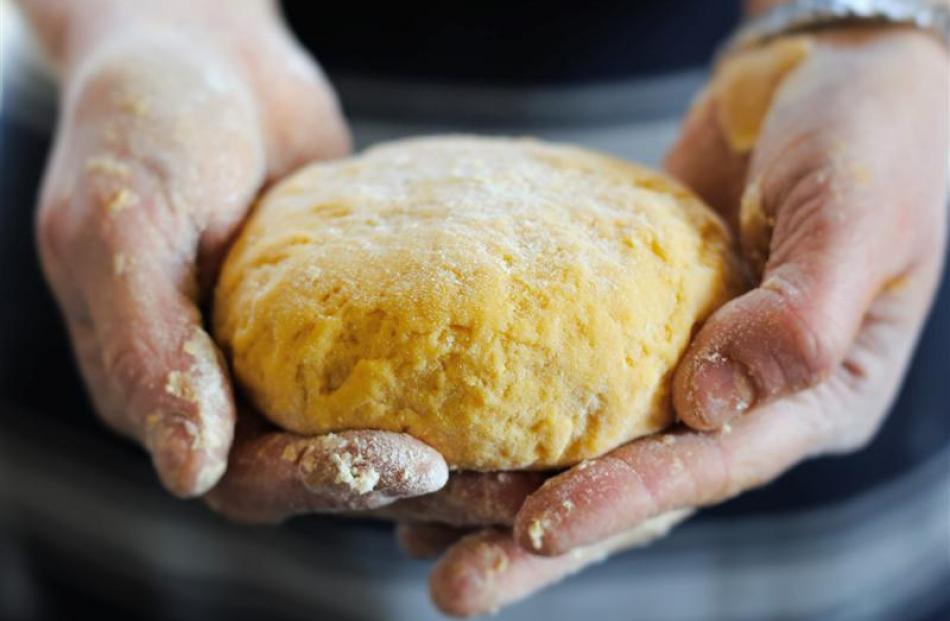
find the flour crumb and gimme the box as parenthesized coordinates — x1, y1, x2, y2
(145, 411, 162, 429)
(165, 370, 197, 403)
(104, 188, 136, 214)
(115, 91, 150, 116)
(488, 548, 509, 574)
(281, 444, 300, 462)
(86, 156, 130, 178)
(670, 455, 686, 474)
(113, 253, 128, 276)
(527, 519, 547, 550)
(330, 451, 380, 495)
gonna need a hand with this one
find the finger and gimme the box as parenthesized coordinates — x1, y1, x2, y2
(224, 15, 352, 178)
(396, 523, 473, 560)
(87, 257, 236, 498)
(515, 406, 821, 555)
(370, 471, 548, 528)
(430, 510, 690, 618)
(663, 88, 750, 223)
(515, 283, 927, 556)
(204, 414, 448, 523)
(40, 182, 240, 499)
(672, 249, 877, 431)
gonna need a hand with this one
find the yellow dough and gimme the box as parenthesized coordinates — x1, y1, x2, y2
(214, 137, 742, 470)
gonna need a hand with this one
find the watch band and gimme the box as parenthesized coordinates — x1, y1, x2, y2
(723, 0, 950, 54)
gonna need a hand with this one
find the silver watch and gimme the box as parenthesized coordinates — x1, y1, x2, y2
(724, 0, 950, 53)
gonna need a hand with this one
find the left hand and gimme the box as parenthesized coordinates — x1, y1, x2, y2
(26, 0, 449, 512)
(397, 26, 949, 616)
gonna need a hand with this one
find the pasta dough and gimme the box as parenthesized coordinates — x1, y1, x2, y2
(214, 136, 741, 470)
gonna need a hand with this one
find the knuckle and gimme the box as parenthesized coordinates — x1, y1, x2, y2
(760, 273, 837, 390)
(785, 307, 835, 385)
(100, 333, 163, 402)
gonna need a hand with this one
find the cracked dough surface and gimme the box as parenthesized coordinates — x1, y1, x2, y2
(214, 136, 741, 470)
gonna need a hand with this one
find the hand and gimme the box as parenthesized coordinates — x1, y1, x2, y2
(31, 0, 447, 507)
(401, 27, 949, 616)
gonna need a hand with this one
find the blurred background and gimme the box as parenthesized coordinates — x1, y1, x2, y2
(1, 1, 948, 619)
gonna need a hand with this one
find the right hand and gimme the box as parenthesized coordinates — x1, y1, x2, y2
(30, 0, 448, 508)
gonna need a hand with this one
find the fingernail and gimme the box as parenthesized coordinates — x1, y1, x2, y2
(690, 354, 755, 428)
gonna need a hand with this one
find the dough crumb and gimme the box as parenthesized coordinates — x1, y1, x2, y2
(661, 434, 677, 446)
(86, 155, 130, 178)
(145, 411, 162, 429)
(145, 410, 199, 451)
(182, 330, 218, 364)
(561, 500, 575, 513)
(280, 444, 301, 462)
(527, 519, 547, 550)
(165, 370, 197, 403)
(330, 451, 380, 495)
(670, 455, 686, 474)
(104, 188, 136, 214)
(113, 253, 128, 276)
(115, 91, 150, 116)
(485, 546, 509, 575)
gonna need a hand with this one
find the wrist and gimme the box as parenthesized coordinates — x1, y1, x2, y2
(728, 0, 949, 60)
(808, 21, 950, 72)
(747, 0, 950, 18)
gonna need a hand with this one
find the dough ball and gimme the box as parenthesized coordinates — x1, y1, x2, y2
(214, 136, 742, 470)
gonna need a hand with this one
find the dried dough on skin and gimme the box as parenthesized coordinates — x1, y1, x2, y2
(214, 137, 741, 470)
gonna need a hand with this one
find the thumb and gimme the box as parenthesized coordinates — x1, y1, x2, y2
(673, 139, 888, 430)
(673, 32, 943, 431)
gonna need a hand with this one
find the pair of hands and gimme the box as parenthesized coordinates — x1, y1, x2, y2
(26, 0, 948, 615)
